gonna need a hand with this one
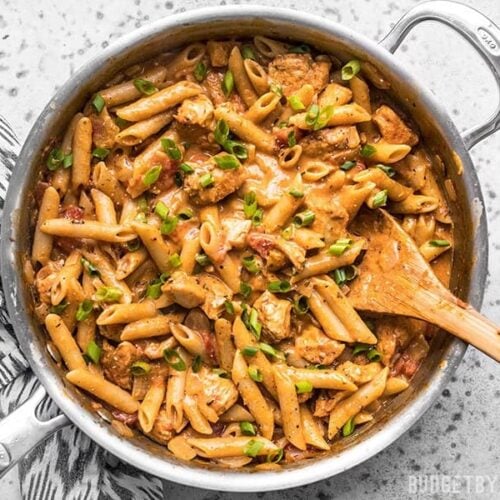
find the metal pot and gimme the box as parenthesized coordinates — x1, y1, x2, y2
(0, 1, 499, 492)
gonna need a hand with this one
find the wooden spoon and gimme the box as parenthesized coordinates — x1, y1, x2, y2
(348, 208, 500, 362)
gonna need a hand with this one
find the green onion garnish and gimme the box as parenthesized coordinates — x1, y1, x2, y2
(168, 253, 182, 268)
(287, 130, 297, 147)
(242, 346, 259, 356)
(86, 341, 101, 364)
(163, 349, 186, 371)
(214, 154, 240, 170)
(195, 253, 211, 267)
(259, 342, 283, 360)
(295, 380, 313, 394)
(160, 215, 179, 235)
(143, 165, 162, 186)
(241, 46, 257, 60)
(242, 255, 260, 274)
(270, 83, 283, 96)
(239, 282, 252, 299)
(332, 265, 358, 285)
(366, 348, 382, 362)
(372, 189, 388, 208)
(248, 365, 263, 382)
(361, 144, 376, 157)
(179, 162, 194, 174)
(243, 191, 258, 219)
(214, 119, 230, 145)
(328, 238, 352, 257)
(75, 299, 93, 321)
(294, 210, 315, 227)
(81, 258, 99, 276)
(267, 448, 284, 463)
(313, 105, 334, 131)
(342, 417, 356, 437)
(240, 421, 256, 436)
(429, 239, 451, 247)
(133, 78, 158, 95)
(50, 302, 68, 315)
(192, 355, 202, 373)
(154, 201, 169, 220)
(376, 164, 395, 177)
(224, 300, 235, 315)
(341, 60, 361, 81)
(340, 160, 356, 171)
(281, 225, 295, 240)
(251, 208, 264, 227)
(305, 104, 319, 126)
(199, 173, 214, 188)
(288, 43, 310, 54)
(92, 147, 110, 160)
(63, 153, 73, 168)
(352, 343, 371, 356)
(293, 295, 309, 315)
(146, 278, 163, 299)
(92, 93, 105, 113)
(224, 140, 248, 160)
(222, 70, 234, 96)
(46, 148, 64, 171)
(249, 308, 262, 339)
(288, 188, 303, 199)
(267, 280, 292, 293)
(193, 62, 207, 82)
(161, 138, 182, 161)
(288, 95, 305, 112)
(95, 286, 123, 302)
(130, 361, 151, 376)
(244, 439, 264, 457)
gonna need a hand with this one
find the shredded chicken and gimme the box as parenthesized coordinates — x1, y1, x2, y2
(295, 325, 345, 365)
(175, 94, 214, 128)
(253, 290, 292, 343)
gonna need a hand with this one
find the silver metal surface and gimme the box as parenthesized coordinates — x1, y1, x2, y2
(0, 0, 497, 492)
(379, 0, 500, 149)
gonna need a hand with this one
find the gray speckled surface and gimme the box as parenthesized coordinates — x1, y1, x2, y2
(1, 0, 499, 498)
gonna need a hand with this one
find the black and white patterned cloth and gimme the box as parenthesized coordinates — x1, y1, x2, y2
(0, 116, 164, 500)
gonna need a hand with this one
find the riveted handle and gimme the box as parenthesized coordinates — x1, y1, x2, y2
(379, 0, 500, 149)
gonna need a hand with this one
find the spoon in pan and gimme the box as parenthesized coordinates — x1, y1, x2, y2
(348, 208, 500, 362)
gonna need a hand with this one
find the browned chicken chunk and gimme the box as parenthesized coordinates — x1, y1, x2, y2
(300, 126, 360, 160)
(373, 105, 419, 146)
(90, 107, 120, 149)
(295, 325, 345, 365)
(101, 341, 140, 390)
(253, 290, 292, 342)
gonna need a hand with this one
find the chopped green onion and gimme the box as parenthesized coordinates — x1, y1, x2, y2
(287, 130, 297, 147)
(281, 224, 295, 240)
(288, 95, 305, 111)
(270, 83, 283, 96)
(192, 355, 202, 373)
(146, 278, 163, 299)
(372, 189, 388, 208)
(163, 349, 186, 371)
(137, 196, 149, 212)
(135, 212, 147, 223)
(305, 104, 319, 126)
(361, 144, 376, 157)
(168, 253, 182, 268)
(86, 341, 101, 364)
(50, 302, 68, 315)
(240, 282, 252, 299)
(294, 210, 315, 227)
(251, 208, 264, 227)
(240, 421, 256, 436)
(179, 162, 194, 174)
(224, 300, 235, 315)
(159, 273, 169, 283)
(213, 368, 230, 378)
(376, 164, 395, 177)
(95, 286, 123, 302)
(267, 448, 284, 463)
(81, 258, 99, 276)
(214, 154, 240, 170)
(342, 417, 356, 437)
(161, 138, 182, 161)
(288, 43, 310, 54)
(160, 215, 179, 235)
(429, 239, 451, 247)
(199, 173, 214, 188)
(63, 153, 73, 168)
(248, 308, 262, 339)
(143, 165, 162, 186)
(133, 78, 158, 95)
(313, 105, 334, 131)
(214, 119, 230, 145)
(341, 60, 361, 81)
(130, 361, 151, 376)
(224, 140, 248, 160)
(288, 189, 304, 200)
(46, 148, 64, 171)
(259, 342, 283, 360)
(328, 238, 352, 257)
(267, 280, 292, 293)
(242, 345, 259, 356)
(178, 208, 194, 220)
(332, 265, 358, 285)
(241, 45, 257, 60)
(242, 255, 260, 274)
(115, 117, 131, 129)
(340, 160, 356, 171)
(278, 121, 288, 129)
(195, 253, 211, 267)
(154, 201, 169, 220)
(293, 295, 309, 315)
(92, 93, 105, 113)
(244, 439, 264, 458)
(295, 380, 313, 394)
(222, 70, 234, 96)
(352, 343, 372, 356)
(248, 365, 263, 382)
(75, 299, 93, 321)
(193, 61, 207, 82)
(367, 348, 382, 362)
(243, 191, 258, 219)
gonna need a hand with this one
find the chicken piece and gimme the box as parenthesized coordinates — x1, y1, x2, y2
(373, 105, 419, 146)
(300, 126, 360, 160)
(253, 290, 292, 343)
(268, 54, 330, 96)
(207, 40, 235, 67)
(34, 261, 63, 305)
(184, 160, 247, 205)
(203, 71, 246, 112)
(392, 334, 429, 379)
(295, 325, 345, 365)
(198, 273, 233, 320)
(337, 361, 382, 385)
(101, 341, 140, 390)
(198, 366, 239, 415)
(90, 107, 120, 149)
(175, 94, 214, 128)
(149, 408, 180, 445)
(222, 217, 252, 249)
(275, 238, 306, 269)
(162, 271, 206, 309)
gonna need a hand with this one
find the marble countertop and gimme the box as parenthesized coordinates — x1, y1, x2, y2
(0, 0, 499, 498)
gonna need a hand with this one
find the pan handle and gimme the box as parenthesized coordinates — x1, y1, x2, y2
(379, 0, 500, 149)
(0, 385, 70, 479)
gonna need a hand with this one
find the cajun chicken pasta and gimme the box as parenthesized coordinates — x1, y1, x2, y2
(27, 37, 453, 467)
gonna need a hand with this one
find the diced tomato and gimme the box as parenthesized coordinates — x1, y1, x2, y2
(199, 330, 218, 364)
(61, 204, 84, 221)
(247, 232, 275, 258)
(111, 410, 138, 426)
(392, 352, 420, 378)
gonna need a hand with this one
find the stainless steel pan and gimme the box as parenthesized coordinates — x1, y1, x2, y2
(0, 1, 499, 492)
